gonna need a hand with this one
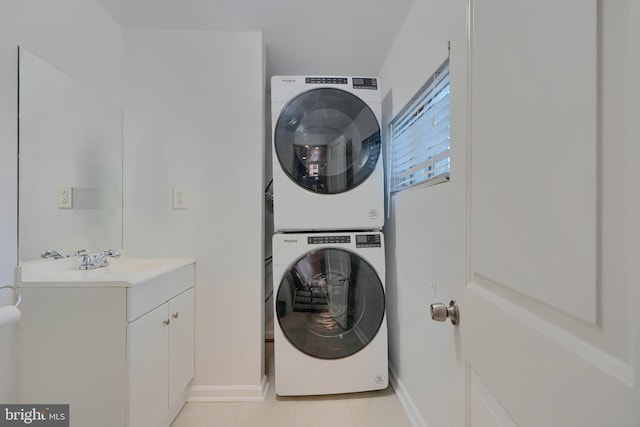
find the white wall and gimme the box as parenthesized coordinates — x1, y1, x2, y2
(0, 0, 122, 403)
(123, 30, 266, 396)
(378, 0, 466, 425)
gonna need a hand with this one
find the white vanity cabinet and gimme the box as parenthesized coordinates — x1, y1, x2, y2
(128, 287, 195, 427)
(16, 258, 195, 427)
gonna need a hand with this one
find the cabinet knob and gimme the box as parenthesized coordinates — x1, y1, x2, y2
(163, 319, 171, 326)
(172, 312, 179, 319)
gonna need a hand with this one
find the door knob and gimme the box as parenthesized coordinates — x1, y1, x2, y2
(430, 300, 460, 325)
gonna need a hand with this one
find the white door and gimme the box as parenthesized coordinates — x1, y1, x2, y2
(446, 1, 640, 425)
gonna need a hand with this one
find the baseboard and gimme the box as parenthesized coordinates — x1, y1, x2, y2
(187, 375, 269, 402)
(389, 364, 428, 427)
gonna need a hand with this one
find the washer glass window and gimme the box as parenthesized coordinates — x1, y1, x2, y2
(276, 248, 385, 359)
(274, 88, 381, 194)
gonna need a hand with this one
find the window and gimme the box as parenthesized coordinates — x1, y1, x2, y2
(389, 60, 450, 192)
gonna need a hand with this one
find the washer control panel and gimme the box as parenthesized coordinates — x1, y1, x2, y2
(308, 235, 351, 244)
(356, 234, 382, 248)
(306, 234, 381, 247)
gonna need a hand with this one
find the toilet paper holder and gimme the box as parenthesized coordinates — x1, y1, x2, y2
(0, 285, 22, 308)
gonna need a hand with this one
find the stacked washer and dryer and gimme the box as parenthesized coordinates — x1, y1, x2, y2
(271, 76, 388, 396)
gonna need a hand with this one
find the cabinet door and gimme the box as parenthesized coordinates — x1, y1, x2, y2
(168, 288, 195, 405)
(128, 304, 169, 427)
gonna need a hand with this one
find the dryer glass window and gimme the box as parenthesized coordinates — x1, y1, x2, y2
(274, 88, 381, 194)
(276, 248, 385, 359)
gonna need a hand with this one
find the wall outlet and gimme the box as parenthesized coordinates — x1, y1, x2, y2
(173, 186, 187, 209)
(57, 186, 73, 208)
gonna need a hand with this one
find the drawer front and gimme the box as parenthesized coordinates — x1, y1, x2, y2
(127, 264, 195, 322)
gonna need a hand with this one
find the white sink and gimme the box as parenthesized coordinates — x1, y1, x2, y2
(16, 254, 196, 287)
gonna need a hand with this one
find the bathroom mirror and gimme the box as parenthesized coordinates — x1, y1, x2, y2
(18, 47, 123, 262)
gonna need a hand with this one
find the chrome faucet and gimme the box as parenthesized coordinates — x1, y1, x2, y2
(79, 249, 121, 270)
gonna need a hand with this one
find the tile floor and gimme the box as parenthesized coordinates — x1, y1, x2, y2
(171, 342, 413, 427)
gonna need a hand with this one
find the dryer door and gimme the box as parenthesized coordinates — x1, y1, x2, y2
(276, 248, 385, 359)
(274, 88, 381, 194)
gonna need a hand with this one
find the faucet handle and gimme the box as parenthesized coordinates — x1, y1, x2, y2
(106, 249, 121, 258)
(41, 250, 65, 259)
(73, 249, 87, 256)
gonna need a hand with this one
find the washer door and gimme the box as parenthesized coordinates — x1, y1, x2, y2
(276, 248, 385, 359)
(274, 88, 381, 194)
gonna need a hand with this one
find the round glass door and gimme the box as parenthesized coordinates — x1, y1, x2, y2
(276, 248, 385, 359)
(274, 88, 381, 194)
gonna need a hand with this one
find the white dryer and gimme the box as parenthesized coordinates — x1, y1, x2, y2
(271, 76, 384, 232)
(272, 231, 388, 396)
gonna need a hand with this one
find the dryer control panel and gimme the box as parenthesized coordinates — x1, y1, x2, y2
(352, 78, 378, 90)
(305, 77, 348, 85)
(304, 77, 378, 90)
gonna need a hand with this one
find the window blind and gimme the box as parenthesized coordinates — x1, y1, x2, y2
(389, 60, 450, 192)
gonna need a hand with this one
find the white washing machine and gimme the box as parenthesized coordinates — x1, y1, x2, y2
(271, 76, 384, 232)
(272, 231, 388, 396)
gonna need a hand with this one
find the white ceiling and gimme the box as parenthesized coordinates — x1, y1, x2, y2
(95, 0, 414, 81)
